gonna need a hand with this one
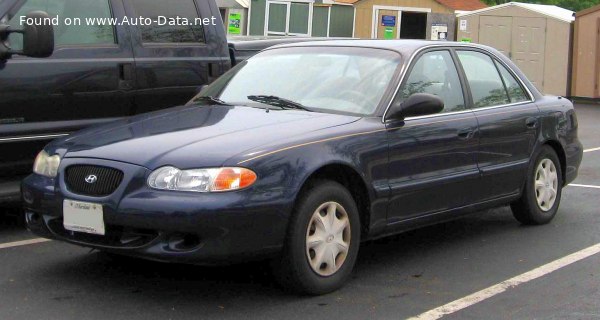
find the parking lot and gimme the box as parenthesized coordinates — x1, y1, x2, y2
(0, 103, 598, 320)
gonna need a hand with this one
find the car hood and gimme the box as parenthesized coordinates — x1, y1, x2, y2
(58, 105, 360, 169)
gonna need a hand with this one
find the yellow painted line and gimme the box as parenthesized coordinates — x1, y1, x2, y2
(408, 243, 600, 320)
(0, 238, 51, 250)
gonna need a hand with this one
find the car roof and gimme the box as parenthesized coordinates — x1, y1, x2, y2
(269, 39, 491, 55)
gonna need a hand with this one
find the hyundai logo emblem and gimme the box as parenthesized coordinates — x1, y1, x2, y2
(85, 175, 98, 184)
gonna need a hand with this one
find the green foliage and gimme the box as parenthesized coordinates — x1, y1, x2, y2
(480, 0, 600, 12)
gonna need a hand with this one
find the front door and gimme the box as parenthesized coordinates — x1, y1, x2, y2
(266, 1, 310, 36)
(0, 0, 134, 178)
(511, 17, 546, 93)
(479, 16, 512, 58)
(376, 10, 399, 39)
(386, 50, 480, 223)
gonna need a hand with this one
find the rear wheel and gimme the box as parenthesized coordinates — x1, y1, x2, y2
(511, 146, 563, 225)
(273, 180, 360, 295)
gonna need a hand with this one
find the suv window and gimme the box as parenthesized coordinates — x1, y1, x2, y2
(8, 0, 115, 49)
(495, 61, 529, 103)
(130, 0, 205, 44)
(457, 51, 510, 108)
(399, 50, 465, 113)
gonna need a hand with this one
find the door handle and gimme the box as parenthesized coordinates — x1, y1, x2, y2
(118, 63, 133, 91)
(457, 127, 475, 140)
(526, 117, 538, 129)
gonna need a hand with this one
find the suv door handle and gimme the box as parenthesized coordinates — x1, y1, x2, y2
(526, 117, 538, 129)
(118, 63, 133, 91)
(457, 127, 475, 140)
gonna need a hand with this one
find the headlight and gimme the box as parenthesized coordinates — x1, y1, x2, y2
(148, 166, 257, 192)
(33, 150, 61, 178)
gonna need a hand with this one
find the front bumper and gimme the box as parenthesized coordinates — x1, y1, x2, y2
(22, 158, 293, 264)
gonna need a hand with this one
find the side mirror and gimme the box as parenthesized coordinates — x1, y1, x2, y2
(0, 11, 54, 61)
(386, 93, 444, 121)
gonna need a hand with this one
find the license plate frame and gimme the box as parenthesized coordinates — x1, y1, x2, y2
(63, 199, 105, 236)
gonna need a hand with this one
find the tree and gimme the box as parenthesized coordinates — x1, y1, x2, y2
(480, 0, 600, 11)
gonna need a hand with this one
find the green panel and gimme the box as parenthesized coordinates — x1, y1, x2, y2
(312, 6, 329, 37)
(268, 3, 287, 33)
(329, 5, 353, 37)
(289, 3, 309, 35)
(249, 0, 266, 36)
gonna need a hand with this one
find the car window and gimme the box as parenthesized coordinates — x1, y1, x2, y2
(399, 51, 466, 114)
(495, 61, 529, 104)
(130, 0, 205, 44)
(8, 0, 115, 49)
(457, 51, 510, 109)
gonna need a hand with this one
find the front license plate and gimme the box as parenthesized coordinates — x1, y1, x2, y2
(63, 200, 105, 236)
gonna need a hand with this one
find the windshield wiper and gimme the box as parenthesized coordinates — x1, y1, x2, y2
(247, 95, 313, 112)
(192, 96, 232, 106)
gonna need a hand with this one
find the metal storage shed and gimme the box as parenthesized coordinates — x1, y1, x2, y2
(457, 2, 574, 96)
(571, 4, 600, 99)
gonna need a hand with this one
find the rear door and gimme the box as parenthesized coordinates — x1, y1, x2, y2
(0, 0, 134, 178)
(456, 49, 539, 201)
(122, 0, 230, 114)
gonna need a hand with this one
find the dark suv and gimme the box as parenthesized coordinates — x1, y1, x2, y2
(0, 0, 234, 201)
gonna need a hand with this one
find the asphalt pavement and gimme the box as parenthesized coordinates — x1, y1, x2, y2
(0, 103, 598, 320)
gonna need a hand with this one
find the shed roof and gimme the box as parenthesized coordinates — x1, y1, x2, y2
(435, 0, 487, 11)
(576, 3, 600, 18)
(457, 2, 575, 23)
(334, 0, 486, 11)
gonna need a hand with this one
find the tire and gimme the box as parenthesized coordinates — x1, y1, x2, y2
(511, 146, 563, 225)
(273, 180, 361, 295)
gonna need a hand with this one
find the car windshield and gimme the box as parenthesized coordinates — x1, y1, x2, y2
(193, 47, 402, 116)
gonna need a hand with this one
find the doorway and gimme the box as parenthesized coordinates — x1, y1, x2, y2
(400, 12, 427, 39)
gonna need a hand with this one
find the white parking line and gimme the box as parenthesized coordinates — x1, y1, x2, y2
(0, 238, 51, 250)
(570, 184, 600, 190)
(407, 243, 600, 320)
(584, 147, 600, 153)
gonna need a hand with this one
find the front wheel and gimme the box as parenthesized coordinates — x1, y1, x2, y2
(273, 180, 361, 295)
(511, 146, 563, 225)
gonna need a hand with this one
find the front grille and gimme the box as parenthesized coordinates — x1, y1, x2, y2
(65, 165, 124, 197)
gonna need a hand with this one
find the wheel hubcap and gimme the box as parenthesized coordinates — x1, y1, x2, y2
(305, 202, 351, 277)
(534, 159, 558, 212)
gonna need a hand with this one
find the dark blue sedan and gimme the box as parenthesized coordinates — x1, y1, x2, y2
(22, 40, 583, 295)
